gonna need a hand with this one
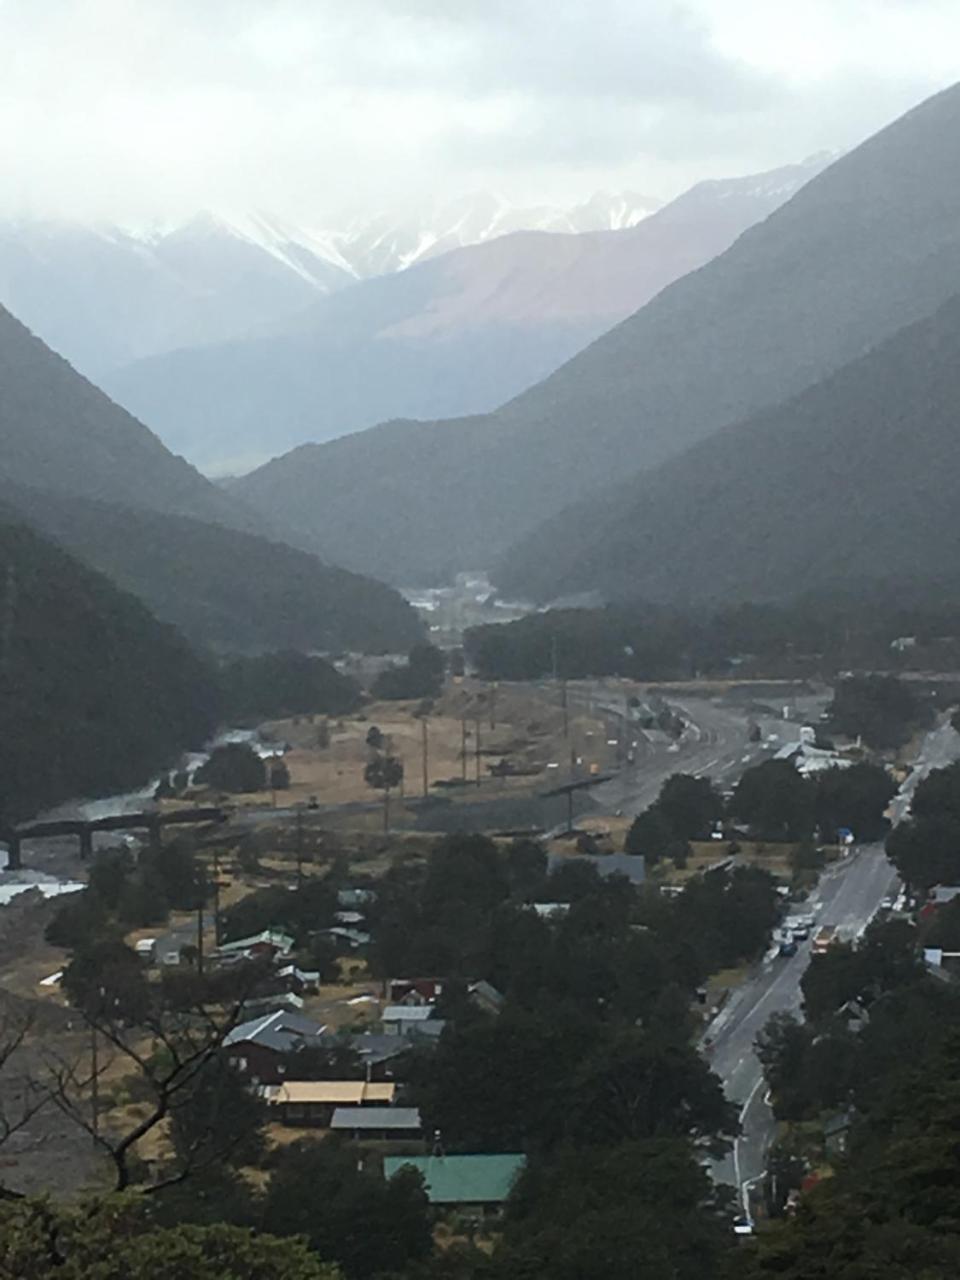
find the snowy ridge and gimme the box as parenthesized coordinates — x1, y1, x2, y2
(324, 190, 663, 276)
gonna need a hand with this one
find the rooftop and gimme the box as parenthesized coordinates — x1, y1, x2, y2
(267, 1080, 395, 1106)
(546, 852, 646, 885)
(224, 1009, 326, 1053)
(382, 1154, 526, 1204)
(382, 1005, 436, 1022)
(330, 1106, 422, 1131)
(218, 929, 295, 954)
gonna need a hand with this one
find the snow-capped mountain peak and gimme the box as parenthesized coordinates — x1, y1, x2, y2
(320, 190, 664, 277)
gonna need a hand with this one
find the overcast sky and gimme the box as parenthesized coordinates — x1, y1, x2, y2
(2, 0, 959, 226)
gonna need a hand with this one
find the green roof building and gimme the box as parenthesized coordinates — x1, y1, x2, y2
(383, 1154, 525, 1212)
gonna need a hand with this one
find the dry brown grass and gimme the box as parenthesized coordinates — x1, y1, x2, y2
(185, 682, 615, 821)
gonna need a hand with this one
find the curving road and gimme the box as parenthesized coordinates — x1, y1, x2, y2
(573, 687, 827, 818)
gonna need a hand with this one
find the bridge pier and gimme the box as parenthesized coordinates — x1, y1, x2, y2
(5, 835, 21, 872)
(147, 818, 162, 854)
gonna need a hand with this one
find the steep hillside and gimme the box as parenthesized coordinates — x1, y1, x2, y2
(232, 83, 960, 584)
(496, 294, 960, 605)
(0, 302, 258, 530)
(105, 161, 819, 473)
(0, 517, 218, 822)
(0, 485, 423, 655)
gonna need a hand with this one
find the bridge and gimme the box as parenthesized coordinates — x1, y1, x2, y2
(1, 806, 227, 870)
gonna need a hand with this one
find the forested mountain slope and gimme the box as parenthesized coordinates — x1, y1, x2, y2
(0, 302, 420, 652)
(0, 303, 257, 531)
(234, 82, 960, 584)
(0, 517, 218, 822)
(0, 484, 423, 654)
(497, 294, 960, 604)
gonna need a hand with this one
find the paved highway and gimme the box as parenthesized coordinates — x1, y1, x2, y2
(709, 716, 960, 1214)
(576, 688, 827, 818)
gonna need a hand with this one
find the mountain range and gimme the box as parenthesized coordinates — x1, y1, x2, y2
(328, 189, 662, 277)
(0, 191, 657, 384)
(0, 301, 420, 652)
(0, 213, 351, 377)
(104, 160, 822, 473)
(225, 83, 960, 589)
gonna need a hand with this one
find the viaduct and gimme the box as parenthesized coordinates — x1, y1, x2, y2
(1, 807, 227, 871)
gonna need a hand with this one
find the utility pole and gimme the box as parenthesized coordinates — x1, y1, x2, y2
(196, 898, 205, 976)
(561, 679, 569, 738)
(0, 564, 15, 685)
(295, 806, 304, 887)
(461, 718, 468, 783)
(212, 847, 222, 946)
(90, 1021, 99, 1146)
(421, 718, 429, 798)
(475, 718, 481, 785)
(489, 683, 497, 730)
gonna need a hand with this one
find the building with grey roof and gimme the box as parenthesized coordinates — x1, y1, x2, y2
(330, 1106, 422, 1140)
(546, 852, 646, 886)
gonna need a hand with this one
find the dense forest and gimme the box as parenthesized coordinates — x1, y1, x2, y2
(465, 588, 960, 683)
(217, 651, 363, 722)
(1, 484, 423, 655)
(0, 518, 218, 823)
(497, 294, 960, 605)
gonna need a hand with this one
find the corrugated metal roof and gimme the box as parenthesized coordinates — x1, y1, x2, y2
(218, 930, 295, 953)
(330, 1106, 421, 1130)
(269, 1081, 395, 1106)
(382, 1005, 435, 1021)
(338, 1033, 414, 1065)
(383, 1154, 525, 1204)
(224, 1009, 326, 1052)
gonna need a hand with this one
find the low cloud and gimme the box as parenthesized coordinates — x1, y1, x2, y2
(0, 0, 957, 223)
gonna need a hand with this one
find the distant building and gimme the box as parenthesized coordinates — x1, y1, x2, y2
(216, 930, 295, 961)
(317, 926, 371, 950)
(337, 887, 377, 910)
(265, 1079, 396, 1126)
(823, 1111, 853, 1158)
(919, 885, 960, 922)
(773, 741, 852, 777)
(333, 1033, 418, 1080)
(224, 1010, 326, 1085)
(330, 1106, 422, 1141)
(381, 1005, 445, 1037)
(528, 902, 571, 919)
(383, 1154, 526, 1214)
(468, 980, 506, 1016)
(546, 852, 646, 886)
(388, 978, 444, 1005)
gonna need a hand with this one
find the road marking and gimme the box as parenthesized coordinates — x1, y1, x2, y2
(734, 1073, 767, 1211)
